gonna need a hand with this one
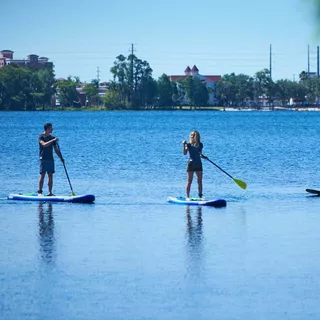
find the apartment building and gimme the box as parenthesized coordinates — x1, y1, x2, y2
(0, 49, 53, 69)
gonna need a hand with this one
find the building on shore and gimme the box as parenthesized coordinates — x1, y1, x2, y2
(169, 65, 221, 105)
(0, 49, 53, 70)
(52, 80, 109, 107)
(76, 81, 109, 106)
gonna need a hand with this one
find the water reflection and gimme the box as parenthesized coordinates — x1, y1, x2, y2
(38, 202, 56, 266)
(185, 206, 204, 275)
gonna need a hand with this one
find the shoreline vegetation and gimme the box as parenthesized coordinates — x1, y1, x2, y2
(1, 53, 320, 112)
(2, 105, 320, 112)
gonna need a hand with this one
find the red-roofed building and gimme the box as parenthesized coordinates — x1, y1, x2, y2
(169, 65, 221, 105)
(191, 65, 199, 72)
(0, 50, 53, 70)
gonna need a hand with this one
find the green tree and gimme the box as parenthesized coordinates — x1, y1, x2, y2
(304, 77, 320, 104)
(157, 74, 173, 107)
(254, 69, 274, 106)
(110, 54, 129, 106)
(299, 71, 308, 81)
(110, 53, 156, 108)
(36, 67, 56, 108)
(0, 64, 43, 110)
(193, 77, 208, 106)
(138, 76, 157, 107)
(83, 80, 99, 106)
(56, 77, 79, 108)
(215, 73, 238, 106)
(103, 90, 121, 109)
(274, 79, 307, 106)
(184, 76, 194, 106)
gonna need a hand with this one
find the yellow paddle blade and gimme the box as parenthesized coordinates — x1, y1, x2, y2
(234, 178, 247, 190)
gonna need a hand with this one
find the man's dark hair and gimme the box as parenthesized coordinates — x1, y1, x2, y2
(44, 123, 52, 131)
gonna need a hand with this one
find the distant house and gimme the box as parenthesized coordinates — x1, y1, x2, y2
(76, 81, 109, 105)
(169, 65, 221, 105)
(52, 79, 109, 107)
(307, 72, 318, 79)
(0, 49, 53, 70)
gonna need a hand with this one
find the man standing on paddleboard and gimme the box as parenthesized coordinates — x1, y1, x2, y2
(37, 123, 64, 196)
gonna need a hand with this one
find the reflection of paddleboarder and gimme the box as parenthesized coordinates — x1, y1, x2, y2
(38, 202, 55, 265)
(186, 206, 203, 246)
(37, 122, 64, 196)
(185, 206, 204, 277)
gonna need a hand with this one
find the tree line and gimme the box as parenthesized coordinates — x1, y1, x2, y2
(0, 53, 320, 110)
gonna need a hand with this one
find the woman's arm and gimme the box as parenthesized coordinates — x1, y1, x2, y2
(199, 143, 207, 159)
(182, 140, 188, 155)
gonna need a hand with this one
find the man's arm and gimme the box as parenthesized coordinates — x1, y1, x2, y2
(39, 137, 58, 147)
(54, 145, 64, 162)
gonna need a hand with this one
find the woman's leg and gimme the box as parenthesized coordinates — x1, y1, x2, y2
(186, 171, 194, 198)
(195, 171, 203, 197)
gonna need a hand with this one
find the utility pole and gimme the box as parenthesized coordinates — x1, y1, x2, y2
(308, 44, 310, 78)
(96, 66, 100, 84)
(131, 43, 134, 87)
(130, 43, 135, 107)
(317, 45, 319, 78)
(269, 44, 272, 79)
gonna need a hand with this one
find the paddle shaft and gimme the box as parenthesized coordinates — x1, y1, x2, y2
(62, 161, 75, 195)
(56, 143, 75, 196)
(205, 157, 235, 180)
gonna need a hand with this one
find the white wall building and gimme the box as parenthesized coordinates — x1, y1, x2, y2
(169, 65, 221, 105)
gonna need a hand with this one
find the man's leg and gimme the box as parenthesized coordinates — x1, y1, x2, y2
(38, 172, 46, 194)
(48, 173, 53, 195)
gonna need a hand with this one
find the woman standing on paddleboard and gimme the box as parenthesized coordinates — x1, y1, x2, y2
(182, 130, 207, 200)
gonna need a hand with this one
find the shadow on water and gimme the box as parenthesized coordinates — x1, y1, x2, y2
(185, 206, 204, 276)
(38, 202, 56, 266)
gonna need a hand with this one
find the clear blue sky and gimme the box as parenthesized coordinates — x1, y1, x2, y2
(2, 0, 319, 82)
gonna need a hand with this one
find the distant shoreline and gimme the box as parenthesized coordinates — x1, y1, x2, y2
(2, 105, 320, 112)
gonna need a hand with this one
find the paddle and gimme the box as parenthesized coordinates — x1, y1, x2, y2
(204, 156, 247, 190)
(56, 143, 76, 196)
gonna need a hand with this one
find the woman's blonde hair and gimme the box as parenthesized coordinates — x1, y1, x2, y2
(189, 130, 201, 145)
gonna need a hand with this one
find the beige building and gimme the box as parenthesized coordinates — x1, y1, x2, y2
(0, 49, 53, 69)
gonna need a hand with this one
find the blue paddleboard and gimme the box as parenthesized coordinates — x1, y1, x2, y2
(167, 196, 226, 207)
(306, 188, 320, 196)
(8, 193, 95, 203)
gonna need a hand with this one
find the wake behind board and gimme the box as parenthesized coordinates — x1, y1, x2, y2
(167, 196, 226, 207)
(8, 193, 95, 203)
(306, 189, 320, 196)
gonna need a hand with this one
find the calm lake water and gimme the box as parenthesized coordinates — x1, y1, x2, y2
(1, 110, 320, 320)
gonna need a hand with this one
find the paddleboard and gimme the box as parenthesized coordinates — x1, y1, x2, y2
(306, 188, 320, 196)
(167, 196, 226, 207)
(7, 193, 95, 203)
